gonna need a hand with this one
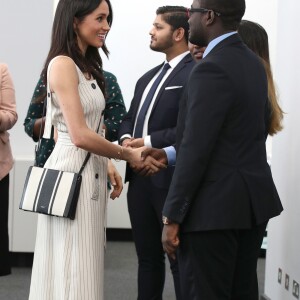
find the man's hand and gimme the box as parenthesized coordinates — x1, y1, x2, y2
(136, 148, 168, 176)
(141, 148, 168, 165)
(137, 156, 166, 176)
(126, 146, 167, 175)
(162, 223, 180, 260)
(126, 138, 144, 148)
(121, 137, 133, 147)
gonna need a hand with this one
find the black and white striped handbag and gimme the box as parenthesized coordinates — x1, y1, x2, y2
(19, 154, 90, 220)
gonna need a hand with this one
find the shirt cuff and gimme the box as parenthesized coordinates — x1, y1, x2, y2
(163, 146, 176, 166)
(119, 134, 132, 144)
(144, 135, 152, 147)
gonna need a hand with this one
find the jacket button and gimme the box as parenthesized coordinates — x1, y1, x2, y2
(95, 173, 99, 179)
(91, 83, 96, 89)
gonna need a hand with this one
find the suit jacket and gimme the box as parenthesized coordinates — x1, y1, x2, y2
(0, 63, 18, 180)
(119, 53, 195, 188)
(163, 34, 283, 232)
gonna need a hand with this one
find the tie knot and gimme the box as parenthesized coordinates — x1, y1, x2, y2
(163, 63, 171, 71)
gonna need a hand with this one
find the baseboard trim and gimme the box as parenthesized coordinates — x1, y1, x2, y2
(260, 293, 271, 300)
(106, 228, 133, 241)
(10, 252, 33, 268)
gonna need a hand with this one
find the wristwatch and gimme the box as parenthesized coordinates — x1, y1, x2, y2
(162, 216, 173, 225)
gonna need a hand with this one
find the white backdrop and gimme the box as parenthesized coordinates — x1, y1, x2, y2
(0, 0, 53, 158)
(0, 0, 278, 157)
(263, 1, 300, 299)
(3, 2, 299, 298)
(101, 0, 279, 110)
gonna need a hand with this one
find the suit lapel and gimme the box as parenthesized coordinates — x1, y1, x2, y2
(150, 53, 192, 116)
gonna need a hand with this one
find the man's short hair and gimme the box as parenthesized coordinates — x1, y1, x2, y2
(156, 6, 189, 43)
(201, 0, 246, 30)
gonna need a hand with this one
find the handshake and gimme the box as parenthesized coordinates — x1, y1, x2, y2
(122, 137, 168, 176)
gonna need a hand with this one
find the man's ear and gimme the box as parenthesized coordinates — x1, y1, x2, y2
(173, 27, 185, 42)
(206, 10, 216, 25)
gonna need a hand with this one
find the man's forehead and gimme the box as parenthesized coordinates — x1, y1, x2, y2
(153, 14, 168, 26)
(191, 0, 197, 8)
(194, 0, 204, 8)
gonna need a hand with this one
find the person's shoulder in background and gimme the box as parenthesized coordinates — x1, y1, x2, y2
(103, 70, 127, 142)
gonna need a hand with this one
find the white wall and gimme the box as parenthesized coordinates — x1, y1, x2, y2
(103, 0, 278, 109)
(2, 0, 288, 252)
(244, 1, 278, 67)
(4, 2, 298, 298)
(263, 1, 300, 299)
(101, 0, 191, 109)
(1, 0, 280, 230)
(0, 0, 53, 158)
(1, 0, 277, 158)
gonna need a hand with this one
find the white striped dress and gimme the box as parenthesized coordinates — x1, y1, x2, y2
(29, 56, 108, 300)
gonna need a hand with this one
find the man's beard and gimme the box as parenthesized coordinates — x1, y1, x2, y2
(150, 33, 174, 52)
(189, 29, 208, 48)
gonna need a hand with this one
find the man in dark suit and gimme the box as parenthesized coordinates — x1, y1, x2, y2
(160, 0, 283, 299)
(118, 6, 195, 300)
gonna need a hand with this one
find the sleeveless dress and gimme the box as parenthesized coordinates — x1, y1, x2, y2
(29, 56, 108, 300)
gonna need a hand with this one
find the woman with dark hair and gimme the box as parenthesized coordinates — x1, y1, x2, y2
(28, 0, 161, 299)
(238, 20, 284, 136)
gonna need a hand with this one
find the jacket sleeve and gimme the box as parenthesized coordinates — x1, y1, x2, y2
(0, 64, 18, 132)
(150, 126, 177, 148)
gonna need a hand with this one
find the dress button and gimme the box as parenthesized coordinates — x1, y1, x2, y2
(91, 83, 96, 89)
(95, 173, 99, 179)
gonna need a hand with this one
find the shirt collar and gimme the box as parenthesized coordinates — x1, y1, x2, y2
(165, 50, 190, 69)
(203, 32, 237, 58)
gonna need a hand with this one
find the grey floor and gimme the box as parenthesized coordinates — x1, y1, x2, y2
(0, 242, 266, 300)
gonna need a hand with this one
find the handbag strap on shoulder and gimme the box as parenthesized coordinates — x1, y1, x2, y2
(43, 58, 57, 140)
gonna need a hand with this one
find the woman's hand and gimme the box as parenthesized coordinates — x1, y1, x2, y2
(107, 159, 123, 200)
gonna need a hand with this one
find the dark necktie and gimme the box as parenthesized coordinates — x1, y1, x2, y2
(134, 63, 171, 138)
